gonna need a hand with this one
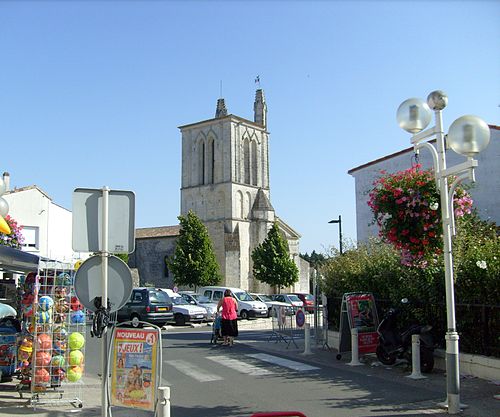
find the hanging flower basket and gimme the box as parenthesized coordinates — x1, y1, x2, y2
(0, 215, 24, 249)
(368, 165, 472, 267)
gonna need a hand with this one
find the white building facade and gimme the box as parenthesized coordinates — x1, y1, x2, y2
(178, 91, 309, 293)
(349, 125, 500, 242)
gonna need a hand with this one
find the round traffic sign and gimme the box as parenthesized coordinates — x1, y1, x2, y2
(296, 309, 305, 328)
(74, 255, 133, 312)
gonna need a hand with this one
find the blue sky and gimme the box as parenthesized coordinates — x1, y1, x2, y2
(1, 1, 499, 255)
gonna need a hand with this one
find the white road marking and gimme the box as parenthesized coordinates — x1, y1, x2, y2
(206, 355, 274, 376)
(247, 353, 319, 371)
(165, 360, 223, 382)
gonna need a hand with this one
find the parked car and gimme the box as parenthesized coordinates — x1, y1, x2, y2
(116, 287, 173, 328)
(178, 291, 218, 321)
(199, 286, 268, 319)
(250, 293, 293, 317)
(162, 289, 208, 326)
(291, 293, 315, 313)
(271, 294, 304, 308)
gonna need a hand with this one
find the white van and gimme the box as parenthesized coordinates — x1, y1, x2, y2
(198, 286, 268, 319)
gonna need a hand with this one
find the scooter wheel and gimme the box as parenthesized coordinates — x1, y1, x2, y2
(420, 347, 434, 373)
(336, 354, 342, 360)
(376, 345, 397, 365)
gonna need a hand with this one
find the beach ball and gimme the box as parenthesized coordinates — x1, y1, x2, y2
(53, 340, 67, 355)
(67, 366, 83, 382)
(70, 296, 83, 311)
(69, 350, 84, 366)
(56, 272, 72, 286)
(38, 296, 54, 311)
(37, 310, 52, 324)
(35, 351, 52, 367)
(55, 298, 69, 313)
(71, 310, 85, 324)
(54, 286, 67, 299)
(68, 332, 85, 350)
(34, 368, 50, 385)
(36, 333, 52, 350)
(51, 354, 65, 368)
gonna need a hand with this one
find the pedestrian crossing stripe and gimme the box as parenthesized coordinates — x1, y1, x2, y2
(206, 355, 274, 376)
(247, 353, 320, 371)
(165, 360, 223, 382)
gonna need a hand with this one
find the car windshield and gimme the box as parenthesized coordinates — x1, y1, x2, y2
(149, 290, 170, 304)
(259, 295, 273, 302)
(194, 295, 212, 304)
(303, 294, 314, 301)
(234, 292, 253, 301)
(171, 297, 188, 305)
(288, 295, 301, 302)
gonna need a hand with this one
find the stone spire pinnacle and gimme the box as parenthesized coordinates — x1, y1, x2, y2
(215, 98, 228, 118)
(254, 89, 267, 128)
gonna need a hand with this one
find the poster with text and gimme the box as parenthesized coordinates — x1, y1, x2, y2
(346, 293, 379, 354)
(110, 328, 158, 410)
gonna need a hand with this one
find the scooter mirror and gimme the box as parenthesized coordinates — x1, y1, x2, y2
(401, 298, 409, 304)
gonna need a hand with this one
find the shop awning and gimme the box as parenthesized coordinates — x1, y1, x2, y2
(0, 245, 39, 274)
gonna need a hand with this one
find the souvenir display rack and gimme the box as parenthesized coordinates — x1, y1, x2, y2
(17, 262, 86, 408)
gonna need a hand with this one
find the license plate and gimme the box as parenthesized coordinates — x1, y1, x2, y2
(196, 315, 204, 318)
(157, 307, 166, 311)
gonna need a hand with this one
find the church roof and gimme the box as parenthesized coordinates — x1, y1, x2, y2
(276, 217, 301, 240)
(178, 114, 267, 132)
(252, 189, 274, 212)
(135, 225, 181, 239)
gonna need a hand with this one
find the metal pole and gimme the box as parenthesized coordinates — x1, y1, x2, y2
(338, 215, 343, 255)
(407, 334, 426, 380)
(347, 328, 362, 366)
(313, 270, 319, 345)
(435, 111, 461, 414)
(101, 186, 110, 417)
(302, 323, 312, 355)
(158, 386, 171, 417)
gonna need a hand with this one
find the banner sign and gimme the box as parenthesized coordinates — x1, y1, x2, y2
(110, 328, 159, 411)
(345, 293, 379, 354)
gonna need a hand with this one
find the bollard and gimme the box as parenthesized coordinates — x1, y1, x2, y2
(347, 328, 362, 366)
(302, 323, 312, 355)
(157, 386, 171, 417)
(407, 334, 426, 379)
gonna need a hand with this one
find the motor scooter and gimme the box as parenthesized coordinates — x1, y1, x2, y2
(376, 298, 434, 373)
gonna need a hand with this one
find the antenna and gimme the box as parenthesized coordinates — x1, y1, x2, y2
(255, 75, 261, 89)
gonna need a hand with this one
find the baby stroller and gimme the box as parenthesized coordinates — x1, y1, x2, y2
(210, 313, 223, 344)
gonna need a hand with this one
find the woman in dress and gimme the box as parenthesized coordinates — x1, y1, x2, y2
(217, 289, 238, 346)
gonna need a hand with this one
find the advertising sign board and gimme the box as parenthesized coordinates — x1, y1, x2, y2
(110, 328, 159, 411)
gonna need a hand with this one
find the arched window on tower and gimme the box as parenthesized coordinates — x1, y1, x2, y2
(198, 141, 205, 185)
(244, 138, 250, 184)
(207, 137, 214, 184)
(251, 140, 258, 186)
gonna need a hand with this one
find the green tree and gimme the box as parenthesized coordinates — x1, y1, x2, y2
(300, 250, 326, 269)
(167, 210, 221, 288)
(252, 222, 299, 291)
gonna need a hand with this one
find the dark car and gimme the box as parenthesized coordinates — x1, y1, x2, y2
(292, 293, 315, 313)
(116, 288, 173, 327)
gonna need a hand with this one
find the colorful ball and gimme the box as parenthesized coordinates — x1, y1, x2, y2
(55, 272, 72, 286)
(70, 296, 83, 311)
(34, 368, 50, 385)
(53, 325, 68, 339)
(37, 310, 52, 324)
(55, 298, 69, 313)
(71, 310, 85, 324)
(38, 296, 54, 311)
(36, 333, 52, 350)
(51, 367, 66, 384)
(67, 366, 83, 382)
(68, 332, 85, 350)
(53, 340, 67, 355)
(35, 351, 52, 367)
(54, 287, 67, 299)
(69, 350, 84, 366)
(51, 354, 65, 368)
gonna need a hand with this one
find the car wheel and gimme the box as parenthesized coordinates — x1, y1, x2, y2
(130, 315, 142, 328)
(240, 310, 249, 320)
(175, 314, 186, 326)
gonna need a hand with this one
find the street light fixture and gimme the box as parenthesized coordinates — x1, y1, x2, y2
(397, 90, 490, 415)
(328, 215, 343, 255)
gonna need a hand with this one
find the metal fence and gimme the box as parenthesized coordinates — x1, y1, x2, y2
(269, 305, 328, 349)
(327, 296, 500, 357)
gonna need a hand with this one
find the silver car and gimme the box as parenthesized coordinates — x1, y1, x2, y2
(179, 292, 218, 321)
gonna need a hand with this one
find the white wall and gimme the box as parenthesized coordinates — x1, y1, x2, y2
(350, 126, 500, 242)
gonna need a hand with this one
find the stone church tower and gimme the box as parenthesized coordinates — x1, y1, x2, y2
(178, 89, 309, 292)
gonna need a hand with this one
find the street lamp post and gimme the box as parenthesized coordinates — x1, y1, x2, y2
(328, 215, 343, 255)
(397, 91, 490, 415)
